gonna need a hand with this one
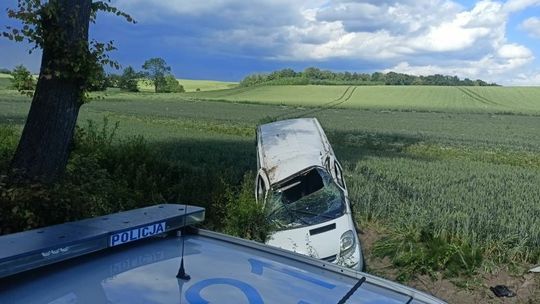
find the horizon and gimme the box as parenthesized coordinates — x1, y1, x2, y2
(1, 0, 540, 85)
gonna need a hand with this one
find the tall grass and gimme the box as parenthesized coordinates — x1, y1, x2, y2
(348, 156, 540, 266)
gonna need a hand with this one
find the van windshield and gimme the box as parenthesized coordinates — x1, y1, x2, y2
(266, 167, 346, 230)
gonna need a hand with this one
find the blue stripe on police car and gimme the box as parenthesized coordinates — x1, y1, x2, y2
(110, 222, 166, 247)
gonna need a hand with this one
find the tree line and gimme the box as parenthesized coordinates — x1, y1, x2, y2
(3, 57, 184, 94)
(240, 67, 499, 87)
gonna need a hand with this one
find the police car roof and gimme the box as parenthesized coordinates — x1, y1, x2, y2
(0, 204, 205, 279)
(0, 220, 446, 303)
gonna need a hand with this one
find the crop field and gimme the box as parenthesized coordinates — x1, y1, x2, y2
(137, 78, 237, 92)
(0, 73, 11, 90)
(187, 85, 540, 115)
(1, 84, 539, 300)
(0, 73, 237, 92)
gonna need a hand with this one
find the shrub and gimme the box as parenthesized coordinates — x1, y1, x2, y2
(118, 66, 141, 92)
(157, 75, 184, 93)
(0, 125, 18, 171)
(0, 118, 267, 238)
(222, 172, 273, 242)
(373, 226, 483, 281)
(10, 65, 35, 92)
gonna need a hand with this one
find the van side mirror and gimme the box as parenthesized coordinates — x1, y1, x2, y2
(255, 169, 270, 207)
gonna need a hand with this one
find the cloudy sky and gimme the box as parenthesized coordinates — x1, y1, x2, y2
(1, 0, 540, 85)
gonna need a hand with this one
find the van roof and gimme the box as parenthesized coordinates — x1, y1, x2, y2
(258, 118, 332, 185)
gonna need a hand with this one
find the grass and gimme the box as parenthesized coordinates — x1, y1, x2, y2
(0, 84, 539, 281)
(185, 85, 540, 115)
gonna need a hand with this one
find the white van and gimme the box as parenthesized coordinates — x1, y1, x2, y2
(255, 118, 364, 271)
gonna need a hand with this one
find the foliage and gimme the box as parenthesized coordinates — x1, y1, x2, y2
(0, 118, 243, 234)
(158, 74, 184, 93)
(106, 73, 121, 88)
(0, 125, 18, 172)
(2, 0, 135, 96)
(86, 65, 108, 91)
(0, 68, 11, 74)
(10, 65, 35, 93)
(118, 66, 142, 92)
(240, 67, 498, 87)
(222, 172, 273, 242)
(142, 57, 172, 93)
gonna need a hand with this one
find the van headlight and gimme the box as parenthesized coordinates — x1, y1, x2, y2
(340, 230, 355, 256)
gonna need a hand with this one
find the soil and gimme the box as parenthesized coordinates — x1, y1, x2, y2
(358, 226, 540, 304)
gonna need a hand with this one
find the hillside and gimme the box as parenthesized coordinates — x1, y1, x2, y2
(186, 85, 540, 115)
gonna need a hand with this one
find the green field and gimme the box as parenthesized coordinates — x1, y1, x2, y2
(137, 78, 237, 92)
(1, 83, 540, 298)
(186, 85, 540, 115)
(0, 73, 238, 92)
(0, 73, 12, 90)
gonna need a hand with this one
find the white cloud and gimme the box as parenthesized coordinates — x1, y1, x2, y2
(520, 17, 540, 38)
(503, 0, 540, 12)
(111, 0, 540, 84)
(384, 62, 478, 78)
(497, 43, 533, 59)
(507, 71, 540, 85)
(316, 0, 461, 34)
(386, 42, 534, 84)
(407, 2, 503, 53)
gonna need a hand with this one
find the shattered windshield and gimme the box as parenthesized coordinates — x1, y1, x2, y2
(266, 167, 345, 230)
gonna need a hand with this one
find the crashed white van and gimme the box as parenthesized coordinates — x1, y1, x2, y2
(256, 118, 364, 271)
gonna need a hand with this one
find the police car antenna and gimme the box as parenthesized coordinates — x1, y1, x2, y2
(176, 204, 190, 281)
(337, 276, 366, 304)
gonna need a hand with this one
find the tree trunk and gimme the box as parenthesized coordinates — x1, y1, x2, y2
(9, 0, 92, 183)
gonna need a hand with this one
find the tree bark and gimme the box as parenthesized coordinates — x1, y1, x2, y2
(9, 0, 92, 183)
